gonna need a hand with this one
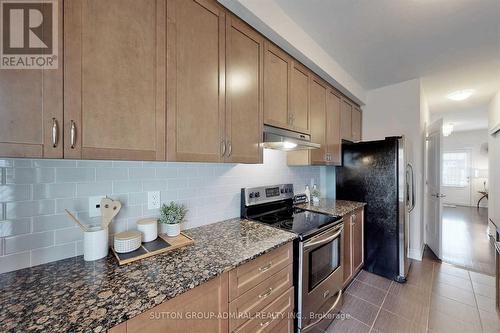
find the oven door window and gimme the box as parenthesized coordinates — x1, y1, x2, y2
(308, 237, 340, 291)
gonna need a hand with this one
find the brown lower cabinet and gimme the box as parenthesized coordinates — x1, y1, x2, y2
(343, 208, 364, 288)
(109, 243, 293, 333)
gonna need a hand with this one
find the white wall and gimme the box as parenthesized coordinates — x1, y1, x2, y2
(488, 90, 500, 229)
(218, 0, 366, 105)
(0, 150, 322, 273)
(362, 78, 427, 259)
(441, 130, 489, 207)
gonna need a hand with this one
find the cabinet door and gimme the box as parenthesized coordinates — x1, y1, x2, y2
(225, 15, 263, 164)
(326, 90, 342, 165)
(64, 0, 166, 160)
(352, 107, 362, 142)
(263, 42, 290, 130)
(352, 209, 364, 273)
(0, 1, 63, 158)
(290, 61, 310, 134)
(309, 77, 327, 165)
(167, 0, 225, 162)
(341, 99, 353, 141)
(343, 216, 352, 286)
(126, 272, 228, 333)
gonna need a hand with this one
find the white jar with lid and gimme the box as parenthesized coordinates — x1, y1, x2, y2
(136, 218, 158, 242)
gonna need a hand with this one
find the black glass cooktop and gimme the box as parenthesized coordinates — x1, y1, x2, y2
(253, 207, 342, 239)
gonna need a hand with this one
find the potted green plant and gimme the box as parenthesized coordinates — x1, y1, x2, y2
(159, 202, 187, 237)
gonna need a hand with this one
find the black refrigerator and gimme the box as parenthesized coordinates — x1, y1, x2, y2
(336, 137, 415, 282)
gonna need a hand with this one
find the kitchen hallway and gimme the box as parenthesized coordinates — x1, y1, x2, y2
(328, 255, 499, 333)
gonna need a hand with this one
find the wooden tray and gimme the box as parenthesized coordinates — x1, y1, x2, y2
(112, 232, 194, 265)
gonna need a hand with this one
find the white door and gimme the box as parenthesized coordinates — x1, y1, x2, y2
(441, 149, 472, 206)
(426, 119, 444, 259)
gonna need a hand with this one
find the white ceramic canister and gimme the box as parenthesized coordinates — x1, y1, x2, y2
(83, 227, 109, 261)
(136, 218, 158, 242)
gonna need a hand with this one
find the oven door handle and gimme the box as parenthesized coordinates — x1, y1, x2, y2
(302, 290, 343, 332)
(304, 226, 343, 250)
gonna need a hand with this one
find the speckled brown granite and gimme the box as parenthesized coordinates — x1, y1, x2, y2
(296, 199, 366, 217)
(0, 218, 296, 333)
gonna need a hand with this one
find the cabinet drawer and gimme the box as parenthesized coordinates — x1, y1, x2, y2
(229, 264, 293, 331)
(234, 287, 294, 333)
(229, 243, 292, 300)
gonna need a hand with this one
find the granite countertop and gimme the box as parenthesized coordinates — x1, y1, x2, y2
(0, 219, 296, 333)
(296, 199, 366, 217)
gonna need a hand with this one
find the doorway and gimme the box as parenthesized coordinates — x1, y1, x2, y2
(425, 124, 493, 275)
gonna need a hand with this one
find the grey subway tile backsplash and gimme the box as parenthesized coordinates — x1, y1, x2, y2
(8, 168, 55, 184)
(33, 214, 74, 232)
(5, 231, 54, 254)
(0, 252, 30, 273)
(96, 168, 129, 181)
(30, 243, 76, 266)
(112, 180, 142, 193)
(33, 183, 76, 200)
(0, 184, 32, 202)
(56, 168, 95, 183)
(0, 150, 322, 273)
(6, 200, 55, 219)
(0, 218, 31, 237)
(54, 227, 83, 244)
(76, 181, 113, 197)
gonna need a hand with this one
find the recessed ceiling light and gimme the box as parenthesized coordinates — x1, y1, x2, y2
(446, 89, 474, 101)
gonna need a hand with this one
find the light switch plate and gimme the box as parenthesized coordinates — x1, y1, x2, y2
(89, 195, 106, 218)
(148, 191, 161, 210)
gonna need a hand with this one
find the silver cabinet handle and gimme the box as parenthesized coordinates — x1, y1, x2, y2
(258, 262, 272, 272)
(258, 287, 273, 299)
(227, 140, 232, 157)
(70, 120, 76, 149)
(220, 139, 226, 157)
(51, 118, 58, 148)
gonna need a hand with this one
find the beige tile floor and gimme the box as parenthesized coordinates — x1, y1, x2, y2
(327, 257, 499, 333)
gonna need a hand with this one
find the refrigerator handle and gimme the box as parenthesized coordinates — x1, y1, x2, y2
(407, 163, 416, 212)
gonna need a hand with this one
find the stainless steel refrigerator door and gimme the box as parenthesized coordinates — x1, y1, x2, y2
(397, 137, 410, 282)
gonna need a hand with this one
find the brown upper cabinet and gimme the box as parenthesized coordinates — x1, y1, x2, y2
(325, 89, 342, 165)
(352, 106, 362, 142)
(166, 0, 226, 162)
(289, 61, 310, 134)
(263, 42, 291, 131)
(287, 77, 341, 166)
(341, 98, 362, 142)
(0, 0, 63, 159)
(263, 42, 310, 135)
(64, 0, 166, 160)
(225, 15, 264, 164)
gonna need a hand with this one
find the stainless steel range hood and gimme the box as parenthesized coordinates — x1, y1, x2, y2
(262, 125, 320, 151)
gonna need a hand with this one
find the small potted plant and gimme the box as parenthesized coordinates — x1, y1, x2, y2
(159, 202, 187, 237)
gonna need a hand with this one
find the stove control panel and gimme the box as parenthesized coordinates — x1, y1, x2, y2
(243, 184, 294, 206)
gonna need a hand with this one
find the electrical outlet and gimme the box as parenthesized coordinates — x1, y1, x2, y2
(89, 195, 106, 218)
(148, 191, 161, 210)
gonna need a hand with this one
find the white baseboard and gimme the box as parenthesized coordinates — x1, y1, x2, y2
(408, 245, 424, 261)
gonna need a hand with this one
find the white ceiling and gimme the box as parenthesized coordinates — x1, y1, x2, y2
(274, 0, 500, 129)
